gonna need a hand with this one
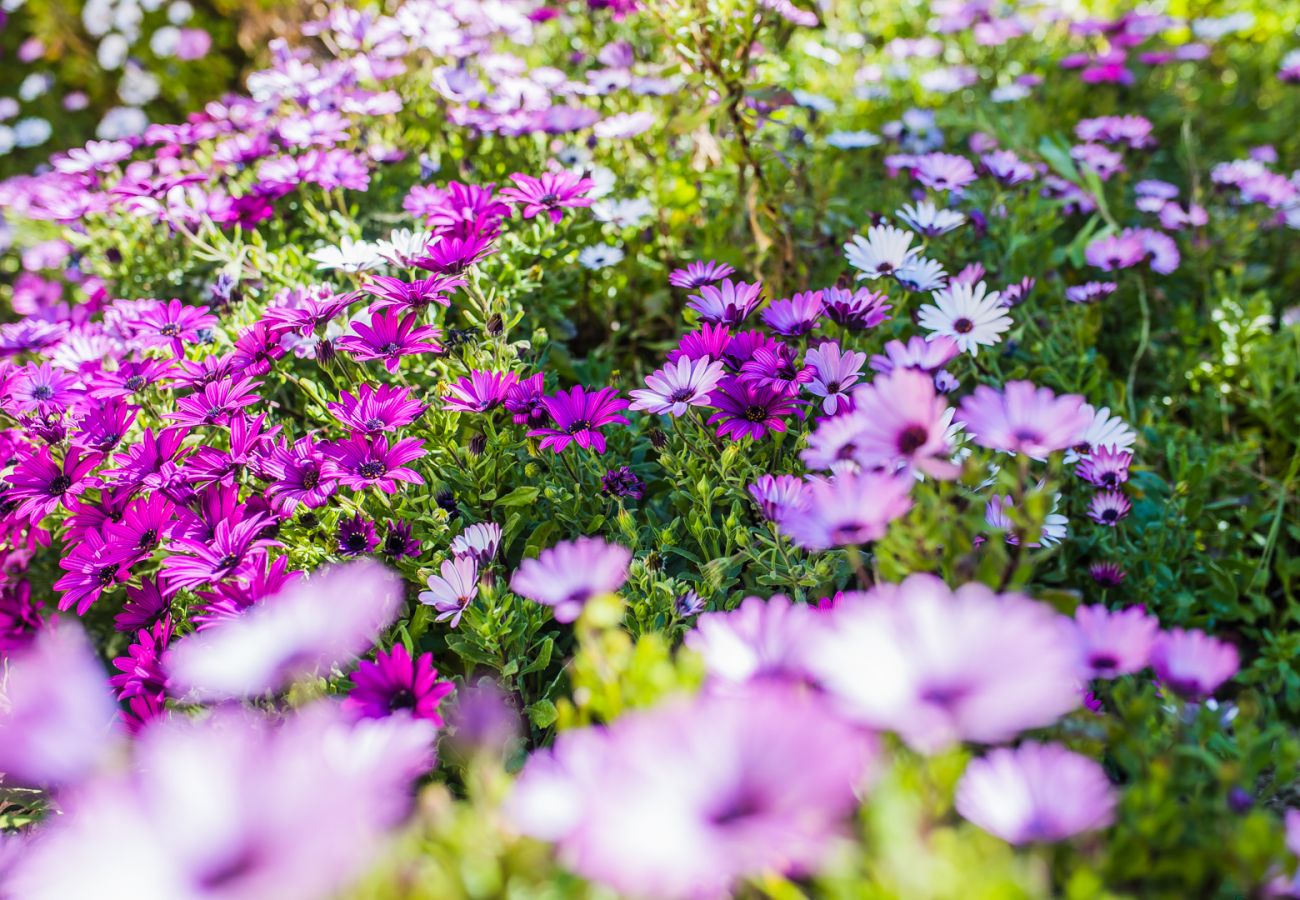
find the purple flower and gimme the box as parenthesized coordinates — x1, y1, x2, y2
(129, 298, 217, 356)
(162, 516, 280, 590)
(329, 383, 426, 434)
(5, 446, 100, 519)
(761, 290, 825, 336)
(500, 170, 595, 222)
(1076, 114, 1154, 149)
(10, 362, 81, 414)
(444, 370, 519, 413)
(821, 286, 891, 330)
(1066, 281, 1117, 304)
(504, 372, 547, 425)
(665, 323, 731, 364)
(668, 259, 735, 289)
(346, 644, 455, 723)
(168, 560, 406, 700)
(169, 375, 263, 428)
(957, 381, 1091, 458)
(686, 278, 765, 326)
(804, 341, 867, 416)
(265, 435, 337, 513)
(0, 626, 118, 786)
(338, 513, 380, 556)
(806, 574, 1085, 751)
(72, 399, 138, 453)
(738, 343, 813, 394)
(109, 617, 172, 733)
(362, 273, 462, 312)
(103, 492, 175, 564)
(450, 522, 502, 566)
(528, 385, 630, 454)
(1087, 490, 1132, 526)
(913, 152, 978, 192)
(748, 473, 810, 521)
(628, 356, 726, 416)
(507, 682, 873, 898)
(777, 471, 914, 550)
(190, 554, 301, 631)
(115, 576, 175, 633)
(381, 520, 422, 560)
(339, 310, 443, 373)
(510, 537, 631, 623)
(1075, 604, 1158, 677)
(685, 594, 821, 683)
(324, 433, 426, 493)
(418, 556, 480, 628)
(1089, 561, 1127, 587)
(86, 357, 176, 400)
(0, 582, 44, 653)
(1150, 628, 1239, 699)
(54, 528, 134, 615)
(411, 226, 497, 275)
(706, 376, 798, 441)
(601, 465, 645, 500)
(956, 742, 1116, 844)
(869, 335, 961, 375)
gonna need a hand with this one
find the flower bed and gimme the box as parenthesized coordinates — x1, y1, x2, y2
(3, 0, 1300, 896)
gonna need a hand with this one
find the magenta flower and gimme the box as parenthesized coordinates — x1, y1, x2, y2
(507, 683, 873, 899)
(685, 594, 821, 683)
(628, 356, 726, 417)
(500, 170, 595, 222)
(72, 399, 137, 453)
(418, 556, 480, 628)
(821, 368, 958, 477)
(510, 537, 631, 623)
(806, 574, 1085, 752)
(706, 376, 798, 441)
(0, 583, 44, 653)
(54, 528, 134, 615)
(913, 152, 978, 191)
(528, 385, 630, 454)
(956, 743, 1116, 844)
(103, 492, 175, 565)
(338, 514, 380, 556)
(362, 273, 463, 311)
(1076, 114, 1154, 149)
(168, 559, 406, 700)
(666, 322, 731, 364)
(109, 617, 172, 733)
(381, 520, 421, 560)
(169, 375, 263, 428)
(115, 576, 175, 633)
(804, 341, 868, 416)
(324, 433, 426, 493)
(1076, 446, 1132, 488)
(668, 259, 735, 289)
(1087, 489, 1132, 526)
(130, 298, 217, 356)
(1085, 231, 1146, 270)
(86, 357, 176, 400)
(1074, 604, 1158, 677)
(723, 329, 781, 368)
(5, 446, 100, 519)
(1150, 628, 1239, 699)
(761, 290, 825, 336)
(162, 516, 280, 590)
(339, 310, 443, 373)
(10, 362, 81, 413)
(686, 278, 765, 325)
(328, 383, 426, 434)
(504, 372, 547, 424)
(444, 370, 519, 413)
(411, 226, 497, 275)
(777, 471, 914, 550)
(1089, 562, 1127, 587)
(190, 554, 301, 631)
(748, 473, 810, 521)
(738, 344, 813, 394)
(957, 381, 1091, 458)
(346, 644, 455, 723)
(870, 335, 961, 375)
(265, 435, 337, 513)
(822, 286, 891, 330)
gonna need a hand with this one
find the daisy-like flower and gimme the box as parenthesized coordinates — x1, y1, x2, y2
(528, 386, 631, 454)
(115, 577, 174, 633)
(668, 260, 735, 289)
(169, 375, 262, 428)
(666, 323, 731, 363)
(1085, 231, 1146, 271)
(411, 227, 498, 275)
(10, 362, 81, 414)
(500, 170, 595, 223)
(777, 471, 914, 550)
(980, 149, 1036, 186)
(761, 291, 825, 336)
(510, 537, 631, 623)
(418, 556, 480, 628)
(339, 310, 443, 373)
(1069, 404, 1137, 460)
(804, 342, 867, 415)
(373, 227, 434, 266)
(957, 381, 1091, 457)
(86, 357, 176, 400)
(329, 383, 425, 434)
(1066, 281, 1117, 304)
(265, 435, 337, 513)
(917, 280, 1011, 355)
(913, 152, 978, 191)
(956, 743, 1116, 844)
(162, 517, 280, 591)
(578, 244, 625, 270)
(821, 286, 891, 330)
(738, 344, 813, 394)
(1076, 114, 1154, 149)
(1074, 604, 1158, 677)
(805, 574, 1084, 752)
(505, 373, 547, 425)
(5, 446, 100, 520)
(444, 370, 519, 413)
(832, 368, 959, 477)
(308, 236, 383, 272)
(1150, 628, 1238, 699)
(723, 330, 780, 368)
(629, 356, 726, 417)
(706, 376, 799, 441)
(870, 335, 961, 375)
(337, 514, 379, 556)
(686, 279, 765, 326)
(54, 529, 134, 616)
(450, 521, 502, 565)
(984, 494, 1069, 547)
(1089, 562, 1127, 587)
(1088, 490, 1132, 526)
(844, 224, 920, 279)
(129, 299, 217, 357)
(1076, 446, 1132, 488)
(897, 200, 965, 236)
(345, 644, 455, 723)
(894, 256, 949, 292)
(362, 274, 461, 311)
(324, 433, 426, 493)
(684, 594, 821, 684)
(748, 474, 810, 521)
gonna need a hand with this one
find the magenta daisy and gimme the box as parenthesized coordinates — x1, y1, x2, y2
(324, 433, 426, 493)
(129, 298, 217, 356)
(748, 474, 810, 521)
(345, 644, 455, 723)
(328, 383, 426, 434)
(761, 290, 825, 336)
(957, 381, 1091, 458)
(169, 375, 263, 428)
(1150, 628, 1239, 699)
(5, 446, 100, 520)
(776, 471, 914, 550)
(668, 259, 735, 289)
(339, 310, 443, 373)
(666, 322, 731, 364)
(10, 362, 81, 414)
(737, 344, 813, 394)
(338, 514, 380, 556)
(686, 279, 765, 326)
(629, 356, 726, 417)
(1087, 490, 1132, 526)
(528, 385, 630, 454)
(504, 373, 547, 425)
(706, 376, 798, 441)
(265, 435, 337, 513)
(1074, 604, 1158, 677)
(500, 170, 595, 223)
(804, 342, 868, 416)
(832, 368, 958, 477)
(53, 529, 134, 615)
(821, 286, 892, 330)
(510, 537, 631, 623)
(362, 273, 463, 311)
(162, 516, 280, 590)
(443, 370, 520, 413)
(418, 556, 480, 628)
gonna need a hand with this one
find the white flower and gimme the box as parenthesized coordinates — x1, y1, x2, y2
(894, 256, 948, 292)
(97, 33, 130, 70)
(916, 281, 1011, 355)
(825, 130, 881, 149)
(166, 0, 193, 20)
(844, 224, 920, 279)
(309, 237, 383, 272)
(1066, 405, 1136, 462)
(578, 244, 624, 270)
(792, 90, 836, 113)
(897, 200, 965, 236)
(150, 25, 182, 57)
(591, 197, 653, 228)
(118, 66, 160, 106)
(373, 228, 431, 265)
(13, 118, 51, 148)
(18, 73, 51, 103)
(97, 106, 148, 140)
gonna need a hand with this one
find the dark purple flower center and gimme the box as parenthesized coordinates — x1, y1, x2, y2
(744, 405, 768, 423)
(1089, 652, 1120, 673)
(123, 375, 146, 391)
(825, 380, 842, 394)
(96, 564, 119, 586)
(1013, 429, 1042, 446)
(1100, 508, 1119, 523)
(206, 406, 226, 420)
(198, 847, 260, 891)
(381, 342, 401, 354)
(31, 384, 54, 400)
(216, 554, 240, 570)
(138, 528, 158, 550)
(897, 425, 929, 454)
(300, 468, 320, 490)
(539, 192, 559, 206)
(358, 461, 386, 479)
(566, 419, 591, 434)
(363, 417, 385, 431)
(49, 474, 72, 495)
(387, 687, 416, 711)
(952, 317, 974, 334)
(344, 531, 370, 552)
(830, 522, 868, 543)
(709, 788, 766, 827)
(920, 682, 969, 708)
(159, 323, 182, 338)
(669, 388, 695, 403)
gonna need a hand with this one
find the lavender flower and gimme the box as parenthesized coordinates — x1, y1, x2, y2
(510, 537, 631, 622)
